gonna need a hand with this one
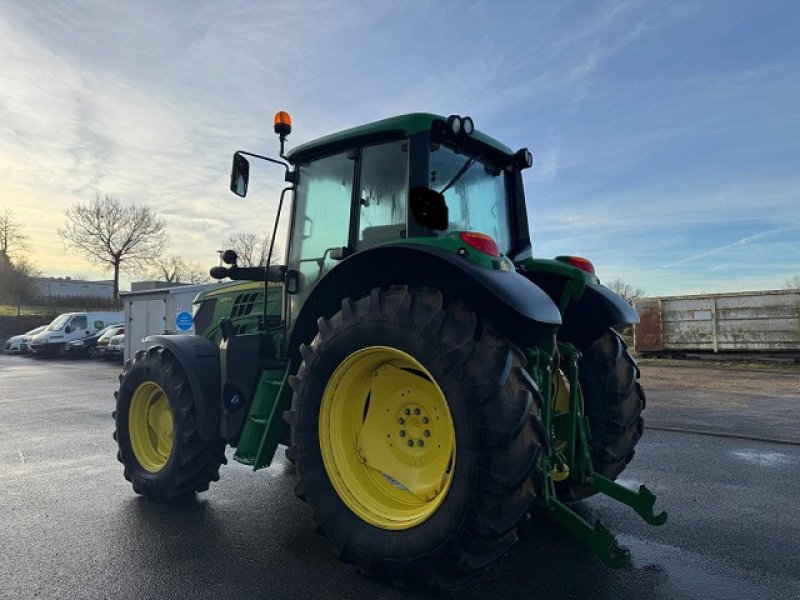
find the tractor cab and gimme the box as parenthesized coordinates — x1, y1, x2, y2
(226, 112, 536, 340)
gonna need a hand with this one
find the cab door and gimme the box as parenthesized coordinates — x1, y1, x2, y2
(284, 140, 410, 331)
(285, 150, 356, 326)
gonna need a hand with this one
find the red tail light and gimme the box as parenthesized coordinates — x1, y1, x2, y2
(460, 232, 500, 257)
(557, 255, 595, 275)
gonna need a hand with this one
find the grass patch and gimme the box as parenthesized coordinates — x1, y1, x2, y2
(0, 305, 55, 317)
(0, 303, 120, 317)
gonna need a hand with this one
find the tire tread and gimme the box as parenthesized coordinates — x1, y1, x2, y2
(557, 330, 645, 502)
(113, 346, 226, 503)
(286, 287, 545, 589)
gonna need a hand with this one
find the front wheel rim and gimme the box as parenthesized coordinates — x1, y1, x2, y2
(129, 381, 174, 472)
(319, 346, 456, 530)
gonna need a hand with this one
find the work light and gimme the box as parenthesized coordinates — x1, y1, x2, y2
(446, 115, 462, 135)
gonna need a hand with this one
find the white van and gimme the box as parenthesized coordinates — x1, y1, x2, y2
(29, 311, 123, 356)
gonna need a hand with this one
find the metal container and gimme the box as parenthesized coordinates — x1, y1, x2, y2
(634, 290, 800, 354)
(120, 283, 217, 363)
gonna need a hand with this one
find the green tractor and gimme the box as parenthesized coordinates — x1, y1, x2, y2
(113, 112, 665, 588)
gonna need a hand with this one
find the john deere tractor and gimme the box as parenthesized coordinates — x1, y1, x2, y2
(113, 112, 665, 588)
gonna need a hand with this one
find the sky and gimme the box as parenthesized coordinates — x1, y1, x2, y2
(0, 0, 798, 296)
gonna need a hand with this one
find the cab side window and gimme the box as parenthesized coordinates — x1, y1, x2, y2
(288, 151, 355, 316)
(71, 316, 88, 331)
(357, 140, 408, 249)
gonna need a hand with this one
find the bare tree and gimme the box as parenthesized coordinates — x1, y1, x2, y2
(0, 257, 40, 315)
(0, 207, 28, 267)
(605, 277, 646, 305)
(784, 275, 800, 290)
(225, 231, 277, 267)
(605, 277, 645, 344)
(59, 194, 167, 299)
(150, 255, 209, 284)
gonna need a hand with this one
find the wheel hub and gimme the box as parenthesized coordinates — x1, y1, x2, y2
(129, 381, 174, 473)
(398, 405, 432, 444)
(319, 346, 456, 530)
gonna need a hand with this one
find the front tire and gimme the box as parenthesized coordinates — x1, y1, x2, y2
(285, 286, 545, 589)
(113, 346, 226, 502)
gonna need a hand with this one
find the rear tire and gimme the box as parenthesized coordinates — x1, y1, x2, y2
(285, 286, 546, 589)
(113, 346, 227, 502)
(556, 330, 645, 502)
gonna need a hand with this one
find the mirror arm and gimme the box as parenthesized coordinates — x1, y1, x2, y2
(235, 150, 292, 179)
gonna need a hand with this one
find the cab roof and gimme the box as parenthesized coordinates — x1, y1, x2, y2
(286, 113, 513, 162)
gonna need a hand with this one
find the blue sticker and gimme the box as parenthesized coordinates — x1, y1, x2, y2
(176, 311, 194, 331)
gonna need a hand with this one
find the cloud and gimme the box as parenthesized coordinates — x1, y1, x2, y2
(662, 227, 799, 268)
(0, 0, 798, 297)
(532, 148, 561, 183)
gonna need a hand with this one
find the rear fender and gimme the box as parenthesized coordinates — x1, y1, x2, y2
(143, 335, 221, 440)
(517, 259, 638, 349)
(287, 243, 562, 363)
(559, 283, 639, 349)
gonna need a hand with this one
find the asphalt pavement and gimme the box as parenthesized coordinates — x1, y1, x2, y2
(1, 354, 798, 600)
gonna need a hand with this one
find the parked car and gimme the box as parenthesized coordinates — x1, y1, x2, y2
(95, 326, 126, 359)
(29, 311, 123, 356)
(3, 325, 47, 353)
(106, 334, 125, 362)
(63, 324, 124, 358)
(20, 325, 49, 354)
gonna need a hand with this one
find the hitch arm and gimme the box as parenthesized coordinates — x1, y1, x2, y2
(592, 475, 668, 526)
(526, 344, 667, 568)
(546, 498, 630, 568)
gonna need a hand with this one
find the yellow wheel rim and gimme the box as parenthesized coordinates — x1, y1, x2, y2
(319, 346, 456, 530)
(129, 381, 174, 473)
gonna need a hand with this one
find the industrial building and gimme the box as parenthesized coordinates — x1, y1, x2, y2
(33, 277, 114, 300)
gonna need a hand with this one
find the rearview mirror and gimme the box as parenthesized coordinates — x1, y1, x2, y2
(410, 187, 448, 231)
(230, 153, 250, 197)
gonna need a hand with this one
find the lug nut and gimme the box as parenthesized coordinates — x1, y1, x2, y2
(399, 430, 406, 437)
(417, 440, 424, 447)
(407, 440, 414, 447)
(424, 430, 430, 437)
(404, 408, 410, 416)
(422, 417, 429, 424)
(398, 418, 405, 425)
(414, 408, 420, 415)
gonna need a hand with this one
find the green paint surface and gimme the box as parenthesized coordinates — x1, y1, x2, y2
(234, 369, 288, 466)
